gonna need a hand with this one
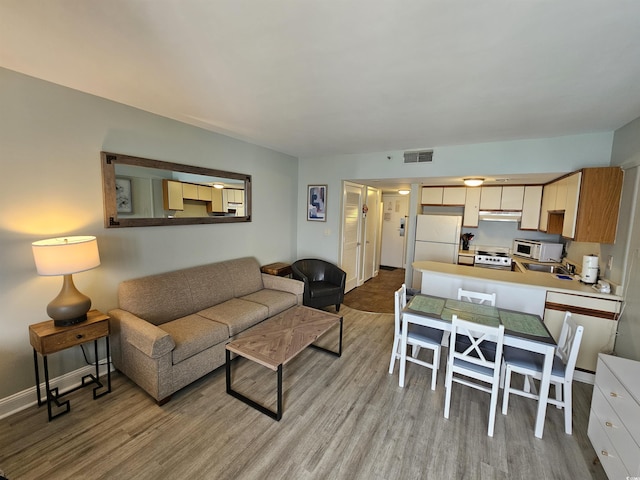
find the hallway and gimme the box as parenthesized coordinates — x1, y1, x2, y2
(342, 268, 406, 313)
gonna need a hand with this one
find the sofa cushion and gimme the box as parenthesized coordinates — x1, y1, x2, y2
(198, 298, 268, 336)
(118, 271, 194, 325)
(185, 263, 235, 312)
(159, 314, 229, 364)
(223, 257, 264, 298)
(241, 289, 297, 317)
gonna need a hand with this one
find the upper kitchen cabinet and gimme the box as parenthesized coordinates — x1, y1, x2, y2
(501, 186, 525, 210)
(540, 167, 623, 243)
(520, 185, 543, 230)
(479, 186, 524, 210)
(443, 187, 466, 205)
(463, 187, 481, 227)
(421, 187, 466, 205)
(479, 186, 501, 209)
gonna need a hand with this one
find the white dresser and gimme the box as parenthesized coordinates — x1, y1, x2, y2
(588, 354, 640, 479)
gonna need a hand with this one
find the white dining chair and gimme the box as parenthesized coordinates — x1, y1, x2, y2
(444, 314, 505, 437)
(444, 288, 497, 348)
(389, 284, 444, 390)
(501, 311, 584, 435)
(457, 288, 497, 306)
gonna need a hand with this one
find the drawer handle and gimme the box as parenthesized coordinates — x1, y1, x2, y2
(601, 450, 609, 457)
(605, 421, 613, 428)
(609, 392, 618, 398)
(76, 334, 84, 339)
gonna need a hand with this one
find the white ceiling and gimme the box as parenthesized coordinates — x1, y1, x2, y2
(2, 1, 640, 167)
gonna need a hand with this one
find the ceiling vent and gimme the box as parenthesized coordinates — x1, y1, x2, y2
(404, 150, 433, 164)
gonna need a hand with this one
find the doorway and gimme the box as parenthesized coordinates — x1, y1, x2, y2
(380, 194, 409, 268)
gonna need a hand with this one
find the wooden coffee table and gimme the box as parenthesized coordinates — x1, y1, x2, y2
(225, 305, 343, 420)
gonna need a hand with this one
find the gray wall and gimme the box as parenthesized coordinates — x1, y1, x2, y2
(0, 68, 299, 400)
(610, 116, 640, 360)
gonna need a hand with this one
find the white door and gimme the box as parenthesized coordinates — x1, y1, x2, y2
(341, 182, 363, 293)
(381, 195, 409, 268)
(362, 187, 381, 282)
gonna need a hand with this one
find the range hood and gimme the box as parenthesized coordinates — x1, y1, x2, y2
(478, 211, 522, 222)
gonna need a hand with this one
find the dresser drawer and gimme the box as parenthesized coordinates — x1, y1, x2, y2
(588, 413, 630, 479)
(591, 386, 640, 475)
(596, 359, 640, 443)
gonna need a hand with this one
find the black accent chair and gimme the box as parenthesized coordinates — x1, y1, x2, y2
(291, 259, 346, 312)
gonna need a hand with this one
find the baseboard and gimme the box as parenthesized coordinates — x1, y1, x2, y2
(574, 370, 595, 385)
(0, 363, 113, 420)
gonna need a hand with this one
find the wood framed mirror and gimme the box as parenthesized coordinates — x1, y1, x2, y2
(101, 152, 252, 228)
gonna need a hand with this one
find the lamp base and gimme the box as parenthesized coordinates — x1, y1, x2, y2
(47, 274, 92, 326)
(53, 314, 88, 327)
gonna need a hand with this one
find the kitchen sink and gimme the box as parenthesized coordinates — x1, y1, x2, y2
(522, 263, 571, 275)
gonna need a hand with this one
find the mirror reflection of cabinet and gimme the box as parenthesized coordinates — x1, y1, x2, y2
(102, 152, 251, 227)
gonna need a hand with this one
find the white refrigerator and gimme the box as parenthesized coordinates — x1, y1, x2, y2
(412, 214, 462, 289)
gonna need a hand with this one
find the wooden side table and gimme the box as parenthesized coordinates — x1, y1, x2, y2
(261, 262, 293, 277)
(29, 310, 112, 421)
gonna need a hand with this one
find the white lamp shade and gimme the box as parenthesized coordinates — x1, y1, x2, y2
(32, 236, 100, 276)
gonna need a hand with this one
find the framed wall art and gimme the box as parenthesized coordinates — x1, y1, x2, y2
(307, 185, 327, 221)
(115, 177, 133, 214)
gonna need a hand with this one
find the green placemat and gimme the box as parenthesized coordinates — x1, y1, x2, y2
(499, 311, 549, 337)
(441, 308, 500, 327)
(444, 298, 500, 318)
(407, 296, 446, 316)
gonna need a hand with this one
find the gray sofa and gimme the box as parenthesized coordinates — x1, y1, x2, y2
(109, 257, 304, 404)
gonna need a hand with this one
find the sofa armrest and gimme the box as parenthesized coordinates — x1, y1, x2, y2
(262, 274, 304, 304)
(109, 308, 175, 358)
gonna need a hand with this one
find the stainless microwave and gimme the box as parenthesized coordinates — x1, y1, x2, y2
(513, 239, 563, 262)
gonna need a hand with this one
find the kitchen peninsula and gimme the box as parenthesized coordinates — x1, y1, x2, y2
(413, 260, 622, 373)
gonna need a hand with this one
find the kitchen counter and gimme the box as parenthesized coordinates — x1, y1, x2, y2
(413, 260, 622, 301)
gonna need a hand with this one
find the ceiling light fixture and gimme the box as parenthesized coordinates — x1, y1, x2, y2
(463, 178, 484, 187)
(398, 189, 410, 195)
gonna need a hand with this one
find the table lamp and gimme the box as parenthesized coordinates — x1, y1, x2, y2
(32, 236, 101, 326)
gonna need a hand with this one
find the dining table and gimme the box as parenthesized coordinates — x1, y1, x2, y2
(400, 293, 557, 439)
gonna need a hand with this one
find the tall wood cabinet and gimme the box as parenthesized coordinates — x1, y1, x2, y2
(540, 167, 623, 243)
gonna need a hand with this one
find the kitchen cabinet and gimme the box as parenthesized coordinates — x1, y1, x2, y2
(554, 177, 568, 211)
(442, 187, 466, 205)
(479, 186, 524, 210)
(539, 182, 557, 231)
(479, 187, 502, 210)
(162, 180, 184, 210)
(572, 167, 623, 243)
(500, 186, 525, 210)
(182, 183, 199, 200)
(421, 187, 443, 204)
(463, 187, 481, 227)
(588, 354, 640, 479)
(544, 291, 621, 372)
(562, 172, 581, 238)
(457, 251, 474, 266)
(420, 187, 466, 205)
(208, 188, 223, 212)
(540, 167, 623, 242)
(520, 185, 543, 230)
(197, 185, 213, 202)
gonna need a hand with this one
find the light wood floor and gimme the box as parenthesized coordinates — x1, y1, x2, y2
(0, 305, 606, 479)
